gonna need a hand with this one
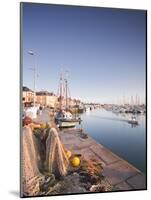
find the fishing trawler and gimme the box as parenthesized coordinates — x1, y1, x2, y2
(55, 72, 81, 128)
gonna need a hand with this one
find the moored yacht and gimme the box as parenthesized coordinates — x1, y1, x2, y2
(55, 72, 81, 128)
(128, 116, 138, 125)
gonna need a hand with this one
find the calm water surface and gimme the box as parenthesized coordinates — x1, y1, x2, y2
(77, 108, 146, 173)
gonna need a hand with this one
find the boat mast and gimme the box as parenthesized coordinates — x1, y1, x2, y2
(59, 73, 64, 110)
(65, 78, 68, 110)
(131, 96, 134, 106)
(123, 95, 125, 106)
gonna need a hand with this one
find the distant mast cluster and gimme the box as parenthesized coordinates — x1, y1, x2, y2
(116, 94, 144, 106)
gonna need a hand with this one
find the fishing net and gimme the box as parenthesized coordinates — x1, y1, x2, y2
(45, 128, 69, 177)
(22, 126, 69, 196)
(22, 126, 44, 196)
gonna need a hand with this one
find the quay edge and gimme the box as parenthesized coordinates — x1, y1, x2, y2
(60, 128, 146, 191)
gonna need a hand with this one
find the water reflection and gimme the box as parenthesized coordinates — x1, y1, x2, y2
(77, 109, 146, 173)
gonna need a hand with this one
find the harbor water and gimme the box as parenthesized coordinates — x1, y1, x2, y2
(77, 108, 146, 173)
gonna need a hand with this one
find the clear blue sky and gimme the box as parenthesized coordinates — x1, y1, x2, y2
(22, 3, 146, 103)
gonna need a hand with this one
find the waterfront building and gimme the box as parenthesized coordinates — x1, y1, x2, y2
(22, 86, 34, 107)
(36, 91, 58, 108)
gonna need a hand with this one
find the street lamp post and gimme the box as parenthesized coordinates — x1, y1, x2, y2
(28, 50, 36, 107)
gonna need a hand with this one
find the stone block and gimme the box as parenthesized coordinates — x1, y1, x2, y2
(90, 144, 120, 165)
(115, 181, 133, 190)
(126, 173, 146, 189)
(102, 160, 138, 185)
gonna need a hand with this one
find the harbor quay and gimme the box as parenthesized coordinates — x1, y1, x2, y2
(60, 129, 146, 191)
(31, 108, 146, 192)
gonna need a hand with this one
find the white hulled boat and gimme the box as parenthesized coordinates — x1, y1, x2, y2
(128, 116, 138, 125)
(55, 72, 81, 128)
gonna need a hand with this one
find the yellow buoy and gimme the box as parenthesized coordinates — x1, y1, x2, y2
(71, 156, 80, 167)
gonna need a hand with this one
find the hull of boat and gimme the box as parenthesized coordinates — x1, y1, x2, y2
(128, 120, 138, 125)
(55, 118, 80, 128)
(58, 121, 77, 128)
(78, 108, 84, 113)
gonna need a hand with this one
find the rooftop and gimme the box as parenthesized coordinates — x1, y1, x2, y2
(23, 86, 33, 92)
(36, 91, 56, 96)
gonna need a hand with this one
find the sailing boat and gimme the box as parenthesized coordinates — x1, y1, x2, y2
(55, 72, 81, 128)
(128, 115, 138, 125)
